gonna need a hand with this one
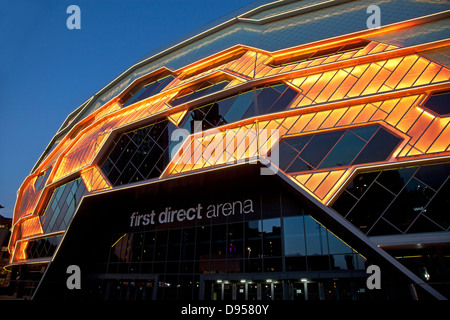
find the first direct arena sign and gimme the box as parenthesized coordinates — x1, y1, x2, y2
(129, 199, 255, 227)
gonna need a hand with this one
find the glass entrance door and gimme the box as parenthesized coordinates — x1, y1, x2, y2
(207, 280, 263, 300)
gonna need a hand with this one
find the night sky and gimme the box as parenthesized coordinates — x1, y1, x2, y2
(0, 0, 255, 218)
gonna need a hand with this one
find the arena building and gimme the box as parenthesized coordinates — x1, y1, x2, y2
(6, 0, 450, 300)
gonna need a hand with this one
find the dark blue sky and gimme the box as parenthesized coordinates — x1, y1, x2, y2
(0, 0, 255, 218)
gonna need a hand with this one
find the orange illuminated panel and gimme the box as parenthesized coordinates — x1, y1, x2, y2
(15, 178, 43, 222)
(385, 95, 421, 127)
(94, 100, 121, 121)
(13, 240, 28, 262)
(398, 144, 413, 157)
(303, 110, 332, 132)
(369, 108, 388, 122)
(53, 132, 109, 182)
(168, 110, 188, 126)
(81, 166, 112, 192)
(414, 63, 442, 86)
(396, 58, 429, 90)
(336, 105, 364, 127)
(320, 108, 348, 129)
(293, 173, 312, 186)
(368, 43, 389, 54)
(432, 67, 450, 83)
(315, 69, 348, 103)
(307, 71, 338, 102)
(362, 65, 391, 95)
(347, 63, 383, 98)
(406, 112, 434, 146)
(278, 116, 300, 134)
(291, 169, 348, 202)
(418, 119, 450, 154)
(385, 55, 418, 89)
(304, 171, 330, 193)
(314, 170, 346, 200)
(329, 72, 358, 101)
(414, 118, 450, 153)
(287, 114, 313, 134)
(20, 216, 43, 239)
(396, 106, 423, 133)
(353, 103, 378, 124)
(353, 41, 378, 58)
(166, 125, 260, 176)
(225, 79, 243, 88)
(379, 98, 400, 114)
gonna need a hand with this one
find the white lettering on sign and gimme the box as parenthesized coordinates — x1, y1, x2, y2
(130, 199, 254, 227)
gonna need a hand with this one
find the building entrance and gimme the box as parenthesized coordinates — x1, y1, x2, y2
(202, 274, 370, 301)
(207, 280, 283, 300)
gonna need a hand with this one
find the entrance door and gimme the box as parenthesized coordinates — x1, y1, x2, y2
(206, 280, 285, 300)
(207, 281, 261, 300)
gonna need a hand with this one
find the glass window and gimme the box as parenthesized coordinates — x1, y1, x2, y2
(368, 218, 402, 236)
(122, 75, 175, 107)
(424, 90, 450, 115)
(377, 167, 417, 194)
(262, 218, 282, 257)
(245, 220, 262, 259)
(283, 216, 306, 256)
(334, 162, 450, 236)
(345, 171, 379, 199)
(264, 257, 282, 272)
(327, 231, 352, 255)
(423, 179, 450, 229)
(304, 216, 328, 256)
(256, 87, 283, 114)
(281, 125, 401, 172)
(223, 90, 254, 124)
(130, 233, 144, 263)
(216, 96, 237, 120)
(345, 183, 394, 233)
(211, 224, 227, 259)
(299, 130, 343, 169)
(154, 230, 168, 261)
(170, 79, 230, 107)
(350, 125, 378, 141)
(268, 87, 298, 113)
(331, 190, 357, 215)
(276, 141, 299, 171)
(25, 235, 62, 260)
(228, 223, 244, 258)
(142, 232, 156, 262)
(353, 128, 402, 165)
(383, 178, 435, 232)
(101, 120, 176, 186)
(283, 134, 312, 153)
(34, 167, 52, 191)
(196, 225, 211, 261)
(414, 163, 450, 190)
(318, 131, 365, 169)
(40, 178, 87, 233)
(167, 229, 182, 261)
(180, 227, 196, 261)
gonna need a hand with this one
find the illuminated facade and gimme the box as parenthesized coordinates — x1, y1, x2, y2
(6, 0, 450, 300)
